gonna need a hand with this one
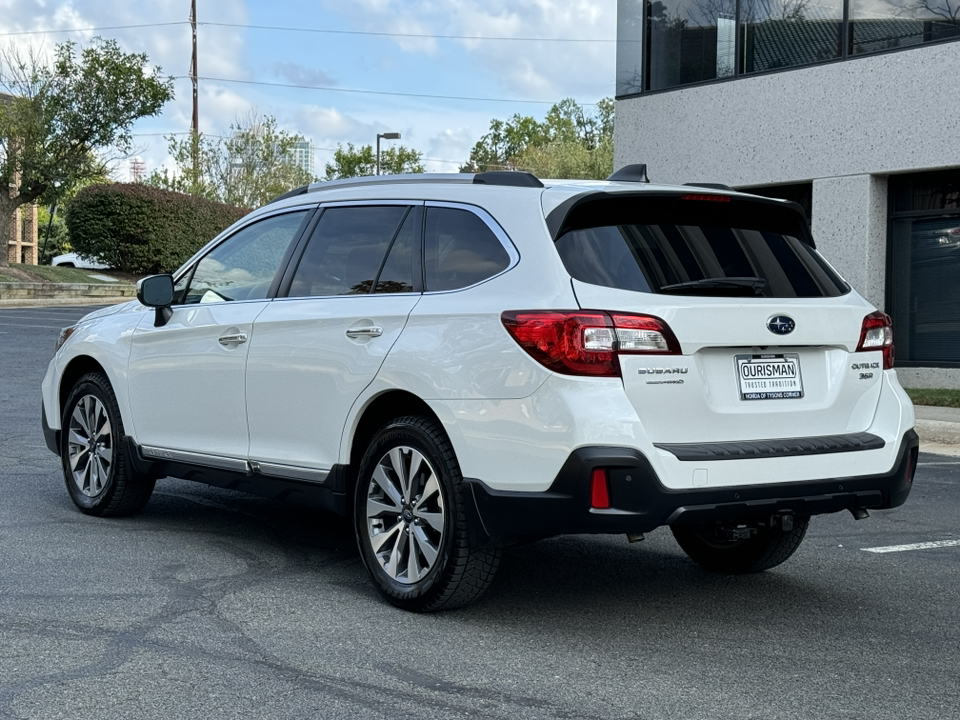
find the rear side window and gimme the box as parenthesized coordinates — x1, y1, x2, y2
(289, 205, 413, 297)
(555, 196, 849, 298)
(424, 207, 511, 291)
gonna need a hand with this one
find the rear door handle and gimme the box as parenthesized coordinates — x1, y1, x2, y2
(345, 326, 383, 338)
(218, 333, 248, 345)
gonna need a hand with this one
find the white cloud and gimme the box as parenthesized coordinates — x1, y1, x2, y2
(319, 0, 616, 100)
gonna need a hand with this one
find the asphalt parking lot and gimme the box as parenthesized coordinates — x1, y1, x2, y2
(2, 305, 959, 720)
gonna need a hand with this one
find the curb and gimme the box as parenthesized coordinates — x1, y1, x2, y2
(0, 281, 136, 308)
(915, 419, 960, 446)
(0, 296, 133, 307)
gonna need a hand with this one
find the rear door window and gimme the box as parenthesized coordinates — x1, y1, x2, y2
(288, 205, 415, 297)
(555, 196, 848, 298)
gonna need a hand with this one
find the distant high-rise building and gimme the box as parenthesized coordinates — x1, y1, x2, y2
(291, 140, 315, 177)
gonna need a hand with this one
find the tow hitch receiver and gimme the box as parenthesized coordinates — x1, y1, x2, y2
(776, 514, 794, 532)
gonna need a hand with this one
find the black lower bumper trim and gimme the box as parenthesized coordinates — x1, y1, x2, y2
(464, 429, 918, 546)
(655, 431, 885, 461)
(42, 401, 60, 456)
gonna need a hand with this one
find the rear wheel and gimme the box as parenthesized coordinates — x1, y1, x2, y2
(671, 516, 809, 573)
(61, 372, 156, 516)
(354, 416, 500, 612)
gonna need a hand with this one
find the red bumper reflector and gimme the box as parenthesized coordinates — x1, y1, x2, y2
(590, 468, 611, 509)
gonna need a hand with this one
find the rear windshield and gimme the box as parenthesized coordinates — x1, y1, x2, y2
(554, 195, 849, 298)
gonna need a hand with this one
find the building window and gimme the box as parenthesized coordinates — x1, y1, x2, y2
(617, 0, 960, 95)
(851, 0, 960, 56)
(617, 0, 645, 96)
(741, 0, 843, 74)
(889, 170, 960, 366)
(645, 0, 737, 91)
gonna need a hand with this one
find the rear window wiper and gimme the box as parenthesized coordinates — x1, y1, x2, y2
(658, 276, 768, 295)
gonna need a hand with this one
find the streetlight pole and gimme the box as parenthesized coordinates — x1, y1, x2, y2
(40, 181, 62, 265)
(376, 132, 401, 175)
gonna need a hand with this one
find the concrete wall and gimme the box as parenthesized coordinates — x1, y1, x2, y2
(810, 174, 887, 309)
(614, 42, 960, 188)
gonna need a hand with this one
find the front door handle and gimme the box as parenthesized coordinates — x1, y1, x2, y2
(218, 332, 248, 346)
(345, 326, 383, 339)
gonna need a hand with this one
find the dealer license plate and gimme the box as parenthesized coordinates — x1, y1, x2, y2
(735, 353, 804, 400)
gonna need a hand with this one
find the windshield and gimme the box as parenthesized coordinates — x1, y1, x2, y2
(554, 196, 849, 298)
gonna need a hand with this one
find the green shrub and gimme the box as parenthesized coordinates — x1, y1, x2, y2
(65, 183, 248, 274)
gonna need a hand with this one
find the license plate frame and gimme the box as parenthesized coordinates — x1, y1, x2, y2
(735, 353, 804, 401)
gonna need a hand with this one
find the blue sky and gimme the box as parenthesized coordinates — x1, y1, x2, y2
(0, 0, 616, 178)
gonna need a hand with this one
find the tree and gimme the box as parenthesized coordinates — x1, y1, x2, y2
(460, 98, 615, 180)
(148, 112, 313, 209)
(323, 142, 425, 180)
(0, 38, 173, 267)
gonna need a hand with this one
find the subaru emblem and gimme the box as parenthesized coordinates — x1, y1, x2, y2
(767, 315, 795, 335)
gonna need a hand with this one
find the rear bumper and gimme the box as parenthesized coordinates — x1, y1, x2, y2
(464, 428, 919, 546)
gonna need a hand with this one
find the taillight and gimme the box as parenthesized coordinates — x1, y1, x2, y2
(681, 193, 731, 202)
(501, 310, 681, 377)
(857, 311, 894, 369)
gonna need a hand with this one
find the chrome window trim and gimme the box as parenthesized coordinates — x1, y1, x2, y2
(316, 199, 425, 209)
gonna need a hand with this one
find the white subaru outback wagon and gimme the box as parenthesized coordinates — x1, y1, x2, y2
(42, 168, 918, 612)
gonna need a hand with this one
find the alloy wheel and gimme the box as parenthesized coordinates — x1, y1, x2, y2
(67, 394, 113, 497)
(365, 446, 445, 584)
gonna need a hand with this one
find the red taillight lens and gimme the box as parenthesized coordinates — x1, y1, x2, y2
(856, 311, 894, 369)
(590, 468, 611, 509)
(681, 193, 731, 202)
(501, 310, 681, 377)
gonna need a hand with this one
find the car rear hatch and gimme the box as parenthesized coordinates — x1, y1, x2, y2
(550, 190, 889, 444)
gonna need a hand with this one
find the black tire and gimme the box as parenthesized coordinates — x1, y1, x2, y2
(671, 516, 810, 573)
(354, 416, 501, 612)
(61, 372, 156, 517)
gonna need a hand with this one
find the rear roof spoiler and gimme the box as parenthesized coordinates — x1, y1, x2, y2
(545, 190, 816, 248)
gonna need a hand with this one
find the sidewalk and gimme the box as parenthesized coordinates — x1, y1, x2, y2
(915, 405, 960, 456)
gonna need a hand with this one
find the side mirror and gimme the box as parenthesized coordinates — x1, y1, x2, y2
(137, 275, 175, 327)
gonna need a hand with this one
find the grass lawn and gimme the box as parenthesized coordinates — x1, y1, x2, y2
(0, 273, 17, 283)
(905, 388, 960, 408)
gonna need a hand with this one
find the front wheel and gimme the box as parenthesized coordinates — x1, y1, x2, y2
(671, 516, 810, 573)
(354, 416, 500, 612)
(61, 372, 156, 516)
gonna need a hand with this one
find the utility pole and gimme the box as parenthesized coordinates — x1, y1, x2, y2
(189, 0, 200, 188)
(190, 0, 198, 136)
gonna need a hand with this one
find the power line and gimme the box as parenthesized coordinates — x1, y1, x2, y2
(0, 22, 186, 36)
(0, 21, 614, 43)
(130, 133, 465, 166)
(198, 21, 615, 43)
(184, 75, 597, 106)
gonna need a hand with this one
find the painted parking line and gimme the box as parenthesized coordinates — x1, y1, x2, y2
(862, 540, 960, 553)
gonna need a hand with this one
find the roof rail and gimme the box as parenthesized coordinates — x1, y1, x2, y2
(608, 164, 650, 183)
(267, 185, 310, 204)
(684, 182, 735, 192)
(473, 171, 543, 188)
(292, 171, 545, 196)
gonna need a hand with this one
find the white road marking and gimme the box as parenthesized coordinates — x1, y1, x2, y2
(862, 540, 960, 553)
